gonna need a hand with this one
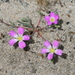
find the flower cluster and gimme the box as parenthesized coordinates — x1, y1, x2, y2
(7, 12, 64, 61)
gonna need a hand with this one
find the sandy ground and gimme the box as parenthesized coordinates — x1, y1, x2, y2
(0, 0, 75, 75)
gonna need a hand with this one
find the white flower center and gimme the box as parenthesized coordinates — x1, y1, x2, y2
(50, 17, 55, 22)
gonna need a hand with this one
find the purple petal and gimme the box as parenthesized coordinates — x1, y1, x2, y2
(44, 41, 51, 48)
(50, 12, 55, 16)
(47, 53, 54, 60)
(47, 21, 52, 25)
(52, 40, 59, 48)
(44, 16, 50, 21)
(23, 35, 30, 40)
(18, 27, 24, 35)
(55, 49, 63, 56)
(41, 48, 49, 54)
(18, 41, 26, 49)
(53, 21, 58, 24)
(55, 15, 59, 20)
(8, 39, 18, 46)
(8, 31, 18, 38)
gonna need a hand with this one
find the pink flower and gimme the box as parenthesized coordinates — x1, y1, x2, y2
(8, 27, 30, 49)
(41, 40, 63, 60)
(44, 12, 59, 25)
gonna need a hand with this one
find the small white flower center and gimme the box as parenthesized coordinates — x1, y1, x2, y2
(50, 48, 55, 53)
(50, 17, 55, 22)
(17, 36, 23, 41)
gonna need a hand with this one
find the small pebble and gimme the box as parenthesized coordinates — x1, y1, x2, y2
(66, 22, 70, 25)
(73, 47, 75, 49)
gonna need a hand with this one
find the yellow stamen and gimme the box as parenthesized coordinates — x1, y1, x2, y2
(50, 17, 55, 22)
(17, 36, 23, 41)
(50, 48, 55, 53)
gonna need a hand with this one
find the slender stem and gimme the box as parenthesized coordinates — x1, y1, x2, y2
(30, 25, 48, 36)
(38, 25, 48, 31)
(0, 19, 33, 31)
(30, 19, 35, 29)
(38, 32, 46, 41)
(30, 30, 46, 41)
(30, 30, 37, 37)
(36, 15, 42, 27)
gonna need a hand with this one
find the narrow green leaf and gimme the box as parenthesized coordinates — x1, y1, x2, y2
(54, 25, 61, 28)
(17, 21, 32, 28)
(21, 17, 31, 22)
(21, 18, 30, 22)
(10, 21, 15, 27)
(37, 11, 45, 16)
